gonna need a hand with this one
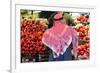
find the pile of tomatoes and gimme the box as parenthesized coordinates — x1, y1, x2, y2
(75, 25, 90, 59)
(21, 19, 47, 54)
(77, 43, 90, 59)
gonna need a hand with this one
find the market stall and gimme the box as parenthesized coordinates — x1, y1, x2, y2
(20, 10, 90, 62)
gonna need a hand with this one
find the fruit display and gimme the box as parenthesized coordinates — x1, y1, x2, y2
(74, 15, 90, 59)
(77, 43, 90, 59)
(74, 14, 89, 25)
(21, 19, 45, 53)
(21, 18, 49, 62)
(20, 10, 90, 62)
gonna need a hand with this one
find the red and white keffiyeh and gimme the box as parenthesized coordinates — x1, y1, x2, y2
(42, 12, 78, 58)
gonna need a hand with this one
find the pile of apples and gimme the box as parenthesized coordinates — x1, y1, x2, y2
(75, 25, 90, 59)
(21, 19, 47, 54)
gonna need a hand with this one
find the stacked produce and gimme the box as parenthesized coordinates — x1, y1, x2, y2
(74, 14, 89, 25)
(21, 19, 48, 54)
(20, 11, 90, 62)
(74, 15, 90, 59)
